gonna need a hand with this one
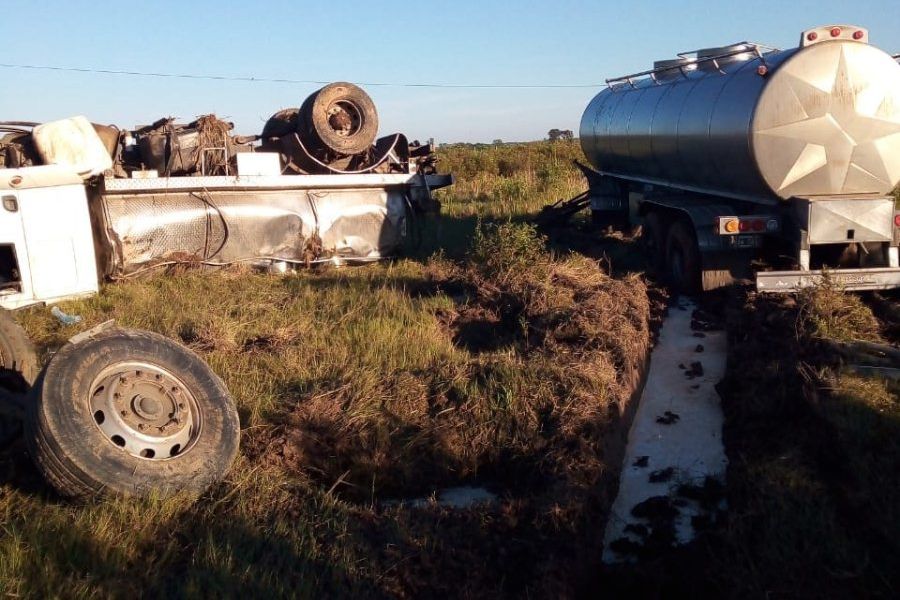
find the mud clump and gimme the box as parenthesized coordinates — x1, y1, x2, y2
(656, 411, 680, 425)
(649, 467, 676, 483)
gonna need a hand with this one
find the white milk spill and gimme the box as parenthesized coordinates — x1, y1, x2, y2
(602, 297, 728, 563)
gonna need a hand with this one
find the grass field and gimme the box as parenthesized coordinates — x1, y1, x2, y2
(0, 140, 897, 598)
(0, 140, 657, 598)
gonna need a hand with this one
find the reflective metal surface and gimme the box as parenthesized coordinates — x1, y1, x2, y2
(580, 39, 900, 203)
(799, 197, 894, 244)
(89, 361, 200, 460)
(753, 42, 900, 198)
(757, 267, 900, 292)
(99, 186, 411, 275)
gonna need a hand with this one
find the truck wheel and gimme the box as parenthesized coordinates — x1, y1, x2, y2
(640, 212, 667, 272)
(0, 312, 38, 446)
(25, 328, 239, 500)
(665, 220, 701, 295)
(0, 311, 38, 392)
(300, 82, 378, 156)
(261, 108, 300, 139)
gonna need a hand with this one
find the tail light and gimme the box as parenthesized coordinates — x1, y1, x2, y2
(717, 216, 780, 236)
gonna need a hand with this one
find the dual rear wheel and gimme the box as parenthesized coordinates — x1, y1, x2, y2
(642, 213, 739, 294)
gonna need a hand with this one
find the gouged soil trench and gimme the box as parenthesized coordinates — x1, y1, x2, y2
(0, 215, 670, 597)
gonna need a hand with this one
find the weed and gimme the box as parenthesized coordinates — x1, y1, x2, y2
(798, 275, 882, 342)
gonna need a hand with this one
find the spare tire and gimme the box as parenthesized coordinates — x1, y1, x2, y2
(299, 82, 378, 156)
(26, 327, 239, 500)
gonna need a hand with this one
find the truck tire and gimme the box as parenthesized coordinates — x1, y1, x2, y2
(640, 211, 667, 272)
(665, 220, 702, 295)
(25, 328, 239, 500)
(0, 312, 37, 446)
(299, 82, 378, 156)
(261, 108, 300, 139)
(0, 310, 38, 392)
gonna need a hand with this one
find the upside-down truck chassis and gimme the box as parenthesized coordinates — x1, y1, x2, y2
(0, 82, 451, 501)
(580, 25, 900, 293)
(0, 165, 449, 308)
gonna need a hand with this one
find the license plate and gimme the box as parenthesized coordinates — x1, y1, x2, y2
(732, 235, 760, 248)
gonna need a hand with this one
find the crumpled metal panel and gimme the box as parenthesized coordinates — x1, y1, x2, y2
(99, 187, 407, 275)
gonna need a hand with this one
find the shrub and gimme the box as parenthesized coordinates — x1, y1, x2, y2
(469, 221, 548, 281)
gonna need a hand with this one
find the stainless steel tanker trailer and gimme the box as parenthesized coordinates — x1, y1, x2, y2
(580, 25, 900, 293)
(0, 83, 451, 501)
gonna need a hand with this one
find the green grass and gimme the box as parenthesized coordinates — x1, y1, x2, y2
(418, 140, 587, 257)
(0, 166, 653, 599)
(600, 289, 900, 598)
(5, 137, 892, 598)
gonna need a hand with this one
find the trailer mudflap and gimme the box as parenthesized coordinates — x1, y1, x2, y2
(756, 267, 900, 293)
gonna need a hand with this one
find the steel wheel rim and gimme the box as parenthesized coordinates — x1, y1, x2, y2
(88, 361, 202, 460)
(327, 100, 362, 138)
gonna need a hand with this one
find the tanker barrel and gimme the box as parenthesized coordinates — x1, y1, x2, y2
(580, 28, 900, 203)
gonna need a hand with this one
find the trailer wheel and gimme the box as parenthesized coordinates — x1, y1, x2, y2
(665, 220, 701, 295)
(25, 328, 239, 500)
(300, 82, 378, 156)
(0, 311, 38, 391)
(640, 212, 667, 272)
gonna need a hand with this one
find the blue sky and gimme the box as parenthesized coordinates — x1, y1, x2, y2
(2, 1, 897, 143)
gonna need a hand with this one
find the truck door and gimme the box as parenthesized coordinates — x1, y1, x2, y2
(18, 184, 99, 303)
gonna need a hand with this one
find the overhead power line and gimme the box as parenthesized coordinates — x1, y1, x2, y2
(0, 62, 603, 89)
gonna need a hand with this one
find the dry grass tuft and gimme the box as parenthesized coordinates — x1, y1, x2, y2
(798, 275, 883, 342)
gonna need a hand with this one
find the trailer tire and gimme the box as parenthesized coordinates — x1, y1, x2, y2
(0, 311, 38, 392)
(299, 82, 378, 156)
(665, 220, 702, 295)
(25, 328, 239, 501)
(640, 211, 667, 272)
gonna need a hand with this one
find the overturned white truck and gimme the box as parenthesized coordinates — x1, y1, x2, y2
(0, 83, 451, 500)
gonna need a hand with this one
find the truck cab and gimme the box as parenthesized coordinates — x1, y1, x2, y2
(0, 165, 99, 309)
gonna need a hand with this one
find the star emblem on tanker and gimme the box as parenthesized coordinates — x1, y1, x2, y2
(754, 43, 900, 196)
